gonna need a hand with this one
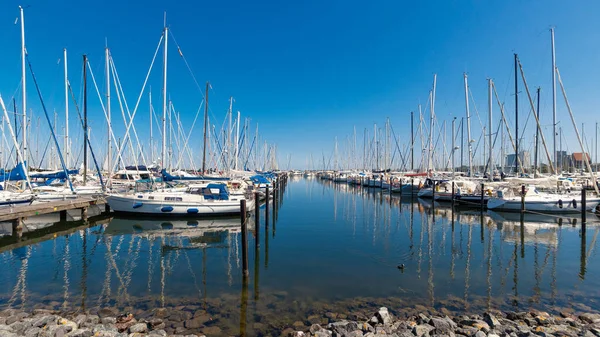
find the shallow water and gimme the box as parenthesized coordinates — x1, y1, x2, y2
(1, 176, 599, 335)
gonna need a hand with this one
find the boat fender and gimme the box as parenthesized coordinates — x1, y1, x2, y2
(161, 206, 174, 212)
(572, 199, 577, 209)
(558, 199, 563, 208)
(133, 202, 143, 209)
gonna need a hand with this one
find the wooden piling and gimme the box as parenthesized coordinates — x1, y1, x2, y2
(451, 181, 455, 207)
(81, 207, 88, 221)
(104, 203, 110, 213)
(240, 200, 249, 277)
(520, 185, 526, 213)
(60, 210, 67, 222)
(265, 186, 270, 226)
(582, 188, 587, 225)
(254, 192, 260, 247)
(480, 183, 485, 212)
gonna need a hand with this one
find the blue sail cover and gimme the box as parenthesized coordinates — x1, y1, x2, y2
(30, 169, 78, 180)
(161, 169, 230, 182)
(250, 175, 271, 185)
(205, 183, 230, 200)
(0, 162, 28, 182)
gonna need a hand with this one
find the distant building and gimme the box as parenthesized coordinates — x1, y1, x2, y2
(556, 151, 571, 168)
(505, 151, 531, 171)
(572, 152, 590, 169)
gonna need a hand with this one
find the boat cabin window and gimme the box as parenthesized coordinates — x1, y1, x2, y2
(189, 188, 202, 195)
(140, 173, 150, 179)
(164, 197, 183, 201)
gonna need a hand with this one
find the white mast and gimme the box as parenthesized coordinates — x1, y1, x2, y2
(19, 6, 27, 167)
(464, 73, 473, 177)
(551, 27, 557, 173)
(488, 78, 493, 181)
(64, 48, 70, 169)
(161, 21, 168, 170)
(228, 96, 233, 168)
(429, 74, 437, 175)
(234, 110, 240, 170)
(149, 89, 153, 164)
(105, 46, 111, 187)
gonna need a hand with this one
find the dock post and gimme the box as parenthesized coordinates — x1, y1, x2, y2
(480, 183, 485, 212)
(241, 200, 249, 277)
(81, 207, 88, 221)
(451, 181, 455, 207)
(265, 186, 270, 233)
(582, 188, 587, 225)
(254, 192, 260, 247)
(104, 203, 110, 213)
(520, 185, 526, 213)
(60, 210, 67, 222)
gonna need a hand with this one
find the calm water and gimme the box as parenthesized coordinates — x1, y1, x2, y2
(1, 176, 599, 335)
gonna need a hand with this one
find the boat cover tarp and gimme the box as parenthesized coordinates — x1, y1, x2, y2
(125, 165, 148, 171)
(161, 169, 230, 182)
(30, 169, 78, 179)
(205, 183, 229, 200)
(250, 175, 271, 184)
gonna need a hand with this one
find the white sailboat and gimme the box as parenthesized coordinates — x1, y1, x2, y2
(487, 185, 600, 213)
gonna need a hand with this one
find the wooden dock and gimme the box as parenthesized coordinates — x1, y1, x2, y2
(0, 197, 106, 225)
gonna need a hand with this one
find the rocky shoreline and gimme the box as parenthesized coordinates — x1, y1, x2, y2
(0, 306, 599, 337)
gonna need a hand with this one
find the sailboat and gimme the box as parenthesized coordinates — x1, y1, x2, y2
(487, 184, 600, 213)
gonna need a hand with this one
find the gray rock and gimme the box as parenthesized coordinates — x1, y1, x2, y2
(581, 314, 600, 324)
(483, 313, 501, 329)
(376, 307, 393, 325)
(101, 317, 117, 324)
(310, 324, 323, 334)
(24, 326, 42, 337)
(431, 317, 452, 332)
(148, 330, 168, 337)
(6, 315, 20, 325)
(97, 308, 119, 318)
(314, 331, 332, 337)
(0, 309, 18, 317)
(128, 323, 148, 333)
(33, 315, 57, 328)
(329, 320, 359, 335)
(413, 324, 434, 337)
(67, 329, 94, 337)
(10, 320, 32, 334)
(474, 331, 486, 337)
(347, 330, 364, 337)
(369, 316, 379, 326)
(0, 324, 14, 332)
(153, 308, 168, 319)
(418, 314, 431, 324)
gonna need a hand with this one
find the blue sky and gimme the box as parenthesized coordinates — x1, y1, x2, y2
(1, 0, 599, 170)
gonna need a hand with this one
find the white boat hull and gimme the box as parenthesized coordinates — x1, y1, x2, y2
(487, 196, 600, 214)
(106, 194, 250, 216)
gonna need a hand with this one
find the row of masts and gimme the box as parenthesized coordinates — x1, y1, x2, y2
(2, 7, 279, 191)
(321, 28, 598, 188)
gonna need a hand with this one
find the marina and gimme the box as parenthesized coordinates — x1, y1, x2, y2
(1, 1, 600, 336)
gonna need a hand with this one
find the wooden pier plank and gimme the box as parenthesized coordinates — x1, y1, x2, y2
(0, 198, 104, 222)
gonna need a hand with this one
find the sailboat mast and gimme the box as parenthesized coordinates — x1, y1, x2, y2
(235, 110, 240, 170)
(452, 117, 455, 179)
(464, 73, 473, 177)
(534, 87, 540, 175)
(106, 46, 111, 187)
(514, 53, 519, 174)
(551, 27, 557, 173)
(162, 24, 168, 171)
(64, 48, 69, 169)
(202, 81, 209, 173)
(488, 78, 493, 180)
(149, 89, 152, 166)
(411, 111, 414, 172)
(19, 6, 27, 168)
(83, 54, 88, 185)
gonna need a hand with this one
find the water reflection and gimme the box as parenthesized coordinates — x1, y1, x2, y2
(0, 178, 599, 336)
